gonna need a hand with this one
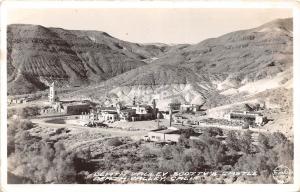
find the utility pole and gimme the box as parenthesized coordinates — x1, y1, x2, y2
(157, 113, 160, 129)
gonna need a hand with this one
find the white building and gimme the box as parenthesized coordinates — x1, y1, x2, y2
(224, 111, 266, 126)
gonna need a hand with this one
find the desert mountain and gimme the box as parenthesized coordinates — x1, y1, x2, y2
(7, 24, 169, 94)
(112, 18, 292, 86)
(8, 18, 292, 111)
(66, 18, 292, 109)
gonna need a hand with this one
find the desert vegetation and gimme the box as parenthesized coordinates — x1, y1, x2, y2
(79, 128, 293, 184)
(7, 107, 293, 184)
(7, 117, 94, 183)
(8, 105, 40, 119)
(7, 106, 92, 184)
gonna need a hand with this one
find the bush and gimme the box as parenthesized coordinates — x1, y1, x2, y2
(9, 138, 77, 183)
(8, 119, 81, 184)
(257, 133, 270, 150)
(106, 138, 123, 147)
(161, 145, 173, 160)
(233, 131, 294, 183)
(226, 131, 240, 152)
(203, 127, 223, 137)
(239, 130, 253, 154)
(158, 146, 206, 174)
(7, 119, 34, 155)
(16, 106, 40, 118)
(269, 132, 288, 147)
(178, 135, 190, 148)
(19, 120, 34, 130)
(142, 147, 158, 159)
(7, 108, 16, 119)
(182, 148, 205, 171)
(202, 137, 227, 167)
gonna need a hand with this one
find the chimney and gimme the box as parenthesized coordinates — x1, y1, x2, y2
(157, 113, 160, 128)
(169, 108, 173, 127)
(152, 99, 157, 118)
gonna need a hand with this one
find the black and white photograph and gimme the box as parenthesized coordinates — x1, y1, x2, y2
(0, 1, 299, 191)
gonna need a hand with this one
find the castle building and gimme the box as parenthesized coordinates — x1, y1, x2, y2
(79, 98, 158, 124)
(41, 82, 90, 116)
(119, 108, 136, 121)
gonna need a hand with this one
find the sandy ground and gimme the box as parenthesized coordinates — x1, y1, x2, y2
(108, 119, 169, 130)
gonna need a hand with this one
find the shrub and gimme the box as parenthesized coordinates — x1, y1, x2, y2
(257, 133, 270, 150)
(142, 147, 158, 159)
(19, 119, 34, 130)
(203, 127, 223, 137)
(16, 106, 40, 118)
(161, 145, 173, 160)
(7, 119, 34, 155)
(182, 148, 205, 171)
(225, 131, 240, 152)
(9, 138, 77, 183)
(269, 132, 288, 147)
(8, 120, 79, 184)
(106, 137, 123, 147)
(239, 130, 253, 154)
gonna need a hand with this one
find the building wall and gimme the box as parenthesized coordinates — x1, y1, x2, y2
(132, 106, 149, 114)
(120, 110, 136, 121)
(40, 107, 64, 115)
(164, 134, 181, 142)
(226, 112, 264, 125)
(136, 113, 153, 120)
(198, 122, 243, 129)
(180, 104, 201, 112)
(65, 104, 90, 115)
(102, 113, 118, 122)
(148, 132, 165, 142)
(8, 98, 28, 104)
(131, 116, 142, 121)
(80, 112, 99, 122)
(148, 131, 181, 142)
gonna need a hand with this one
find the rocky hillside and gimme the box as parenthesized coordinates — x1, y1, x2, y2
(8, 18, 293, 111)
(65, 18, 292, 109)
(113, 18, 292, 87)
(7, 24, 168, 94)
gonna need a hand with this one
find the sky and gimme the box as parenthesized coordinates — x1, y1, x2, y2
(7, 8, 292, 44)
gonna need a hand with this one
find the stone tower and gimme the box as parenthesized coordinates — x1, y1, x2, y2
(49, 82, 58, 103)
